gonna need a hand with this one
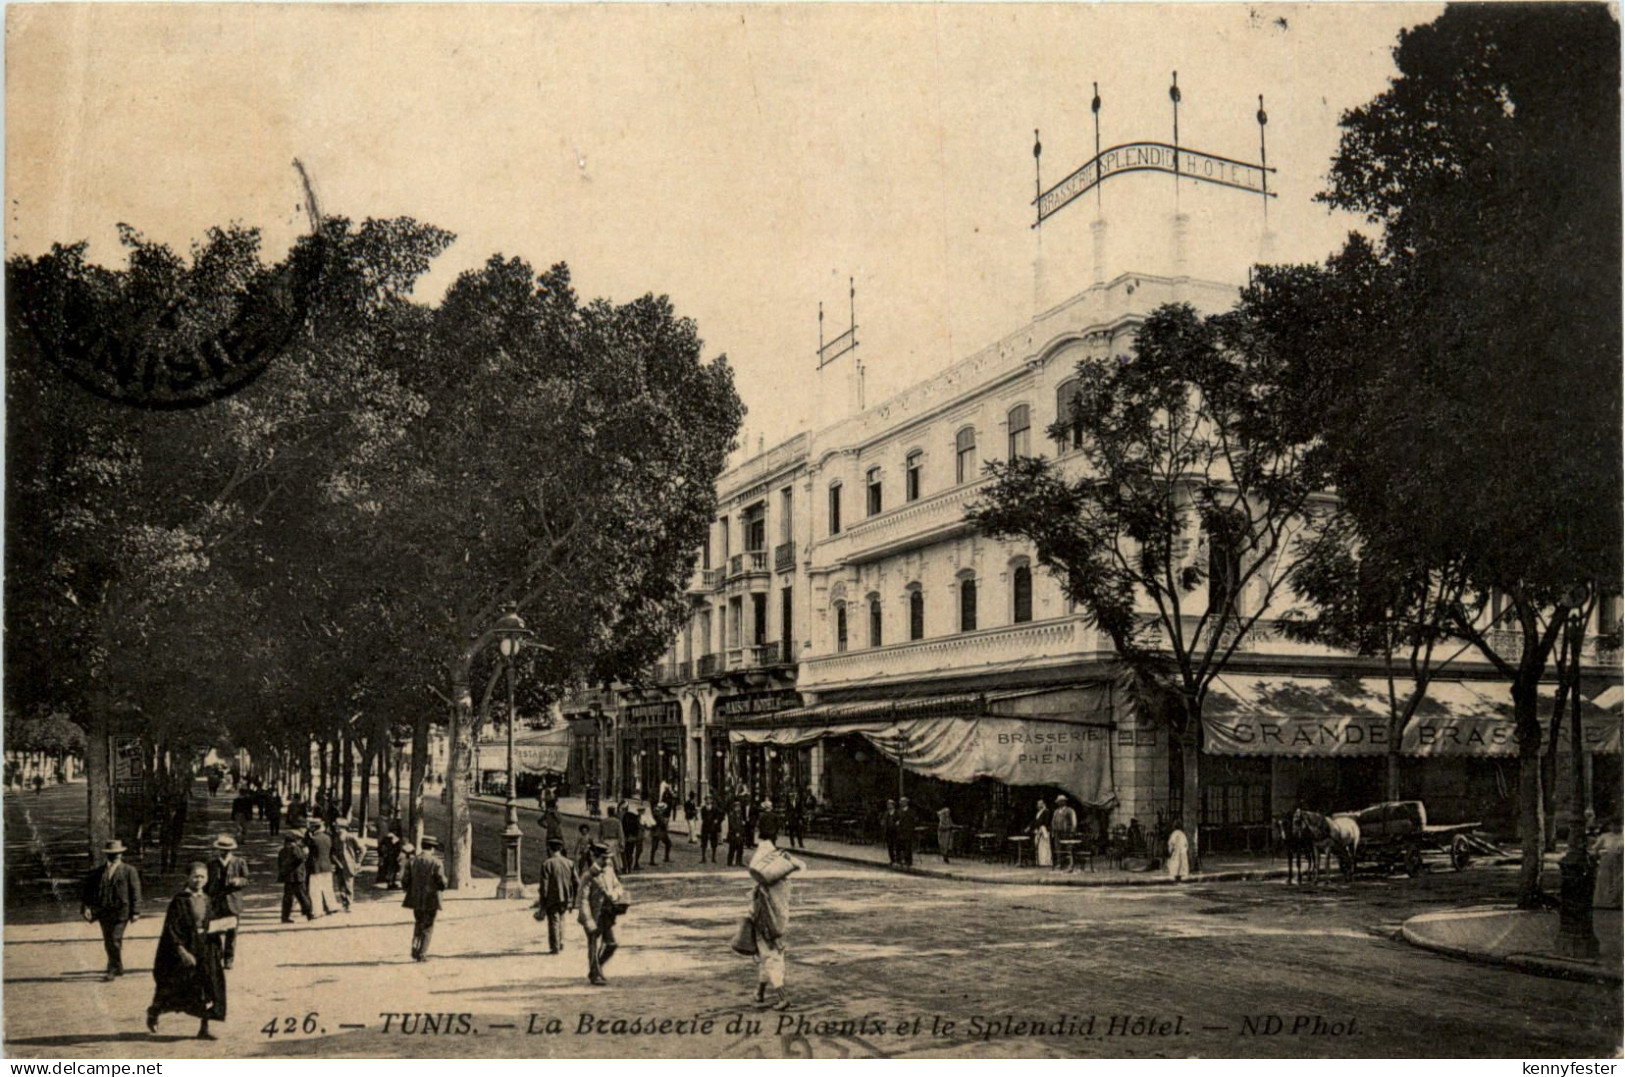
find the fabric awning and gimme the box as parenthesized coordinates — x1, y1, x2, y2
(729, 684, 1120, 807)
(1202, 674, 1623, 757)
(481, 725, 571, 775)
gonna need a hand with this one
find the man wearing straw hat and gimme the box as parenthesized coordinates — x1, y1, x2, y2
(80, 839, 142, 980)
(205, 834, 248, 969)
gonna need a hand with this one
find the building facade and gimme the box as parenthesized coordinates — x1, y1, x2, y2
(575, 268, 1622, 849)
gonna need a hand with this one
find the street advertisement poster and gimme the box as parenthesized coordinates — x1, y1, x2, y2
(4, 2, 1620, 1069)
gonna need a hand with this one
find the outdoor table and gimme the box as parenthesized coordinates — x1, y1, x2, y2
(1056, 837, 1086, 873)
(1007, 834, 1032, 867)
(974, 831, 1002, 860)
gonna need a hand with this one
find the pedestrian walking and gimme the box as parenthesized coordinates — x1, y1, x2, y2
(230, 792, 252, 840)
(305, 820, 340, 916)
(726, 798, 748, 867)
(377, 820, 403, 890)
(1051, 795, 1077, 871)
(649, 801, 673, 864)
(265, 789, 283, 835)
(757, 798, 782, 844)
(1592, 816, 1623, 909)
(881, 799, 900, 865)
(622, 801, 644, 872)
(747, 815, 804, 1011)
(684, 793, 699, 845)
(700, 796, 723, 863)
(162, 795, 188, 873)
(535, 837, 578, 954)
(32, 773, 44, 795)
(333, 820, 364, 911)
(599, 809, 625, 875)
(896, 797, 917, 867)
(205, 835, 247, 969)
(80, 839, 142, 980)
(539, 806, 565, 848)
(206, 771, 221, 798)
(937, 805, 955, 864)
(146, 862, 226, 1041)
(577, 843, 626, 986)
(401, 835, 447, 962)
(277, 832, 314, 922)
(571, 823, 596, 874)
(1166, 819, 1191, 881)
(787, 796, 807, 850)
(1029, 797, 1053, 868)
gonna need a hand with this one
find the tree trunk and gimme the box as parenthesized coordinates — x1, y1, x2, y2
(447, 652, 476, 889)
(84, 707, 113, 863)
(1514, 678, 1547, 909)
(1178, 698, 1202, 872)
(408, 709, 430, 848)
(341, 727, 355, 815)
(357, 731, 373, 835)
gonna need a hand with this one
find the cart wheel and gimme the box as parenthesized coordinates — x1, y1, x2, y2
(1404, 844, 1424, 878)
(1450, 834, 1471, 872)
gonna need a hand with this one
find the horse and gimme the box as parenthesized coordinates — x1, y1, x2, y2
(1292, 809, 1361, 882)
(1274, 812, 1318, 885)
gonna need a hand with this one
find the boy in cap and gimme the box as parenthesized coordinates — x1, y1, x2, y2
(401, 835, 447, 961)
(205, 834, 248, 968)
(535, 837, 578, 954)
(80, 839, 141, 980)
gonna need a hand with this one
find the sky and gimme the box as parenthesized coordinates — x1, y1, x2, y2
(7, 3, 1443, 457)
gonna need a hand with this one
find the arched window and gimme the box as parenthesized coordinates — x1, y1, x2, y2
(834, 601, 848, 653)
(866, 467, 883, 517)
(1007, 404, 1031, 460)
(959, 575, 978, 633)
(868, 594, 883, 648)
(955, 427, 977, 485)
(905, 451, 923, 502)
(1056, 377, 1083, 451)
(908, 586, 925, 641)
(828, 481, 842, 535)
(1013, 565, 1033, 624)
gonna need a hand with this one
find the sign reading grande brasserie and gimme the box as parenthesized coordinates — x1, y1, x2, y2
(1204, 714, 1621, 757)
(715, 690, 804, 721)
(1036, 142, 1275, 225)
(623, 700, 681, 727)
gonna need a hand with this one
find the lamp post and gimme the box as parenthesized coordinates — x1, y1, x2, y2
(590, 700, 606, 817)
(493, 606, 532, 900)
(391, 729, 407, 823)
(1556, 594, 1600, 959)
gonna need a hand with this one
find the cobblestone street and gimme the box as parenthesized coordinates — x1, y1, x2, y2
(6, 782, 1619, 1059)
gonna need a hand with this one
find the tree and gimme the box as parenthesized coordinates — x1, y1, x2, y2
(364, 257, 743, 885)
(969, 300, 1335, 866)
(1304, 5, 1622, 906)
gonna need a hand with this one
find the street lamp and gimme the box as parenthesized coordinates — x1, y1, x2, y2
(493, 606, 532, 900)
(391, 728, 407, 824)
(589, 700, 606, 817)
(1557, 592, 1599, 959)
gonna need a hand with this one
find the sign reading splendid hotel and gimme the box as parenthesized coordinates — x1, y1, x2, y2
(1036, 143, 1274, 224)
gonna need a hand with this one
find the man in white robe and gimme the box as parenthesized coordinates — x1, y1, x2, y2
(748, 816, 805, 1010)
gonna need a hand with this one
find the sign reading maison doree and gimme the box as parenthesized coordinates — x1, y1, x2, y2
(1036, 142, 1275, 224)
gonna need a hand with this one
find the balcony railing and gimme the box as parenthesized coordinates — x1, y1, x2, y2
(775, 542, 796, 574)
(697, 653, 722, 677)
(813, 475, 994, 566)
(702, 567, 725, 589)
(728, 550, 770, 579)
(651, 663, 681, 685)
(797, 616, 1095, 691)
(675, 660, 692, 682)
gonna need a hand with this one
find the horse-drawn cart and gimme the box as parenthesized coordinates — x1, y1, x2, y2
(1341, 801, 1504, 877)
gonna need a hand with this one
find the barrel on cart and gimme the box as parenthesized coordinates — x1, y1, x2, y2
(1341, 801, 1505, 877)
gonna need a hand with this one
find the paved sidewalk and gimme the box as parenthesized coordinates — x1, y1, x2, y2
(504, 793, 1287, 887)
(1401, 905, 1623, 984)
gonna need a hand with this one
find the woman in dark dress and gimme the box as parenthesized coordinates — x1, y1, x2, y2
(147, 862, 227, 1039)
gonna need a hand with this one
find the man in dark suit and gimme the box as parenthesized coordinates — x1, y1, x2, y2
(896, 797, 917, 867)
(881, 799, 900, 865)
(401, 835, 447, 961)
(699, 796, 723, 863)
(205, 834, 248, 968)
(80, 839, 141, 980)
(277, 831, 314, 922)
(535, 837, 578, 954)
(725, 798, 748, 866)
(620, 802, 643, 872)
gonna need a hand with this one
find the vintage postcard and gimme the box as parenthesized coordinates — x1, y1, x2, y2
(5, 2, 1621, 1063)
